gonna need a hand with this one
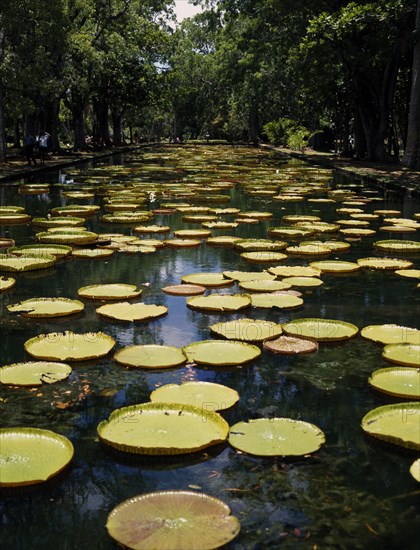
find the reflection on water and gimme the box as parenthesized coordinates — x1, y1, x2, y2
(1, 146, 419, 549)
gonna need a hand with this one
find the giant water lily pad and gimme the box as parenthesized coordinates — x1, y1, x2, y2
(283, 318, 358, 341)
(0, 254, 55, 272)
(24, 331, 115, 361)
(165, 239, 201, 247)
(114, 345, 186, 369)
(268, 265, 321, 277)
(0, 361, 72, 386)
(174, 229, 211, 238)
(368, 367, 420, 399)
(186, 294, 251, 312)
(96, 302, 167, 322)
(250, 292, 303, 309)
(309, 260, 360, 273)
(228, 418, 325, 457)
(357, 257, 413, 270)
(286, 244, 331, 256)
(162, 284, 206, 296)
(181, 273, 234, 287)
(234, 239, 287, 252)
(183, 340, 261, 365)
(282, 276, 323, 287)
(0, 428, 74, 486)
(32, 217, 85, 228)
(263, 336, 319, 355)
(7, 298, 84, 318)
(240, 251, 288, 263)
(0, 213, 31, 224)
(210, 319, 282, 342)
(36, 231, 98, 245)
(72, 248, 114, 259)
(382, 344, 420, 367)
(0, 277, 15, 291)
(361, 324, 420, 345)
(223, 270, 275, 282)
(238, 279, 291, 292)
(150, 381, 239, 410)
(395, 269, 420, 279)
(373, 240, 420, 253)
(10, 244, 72, 258)
(361, 402, 420, 450)
(97, 402, 228, 454)
(410, 459, 420, 482)
(78, 284, 142, 300)
(106, 490, 240, 550)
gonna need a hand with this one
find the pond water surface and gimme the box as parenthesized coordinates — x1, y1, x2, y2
(0, 145, 419, 549)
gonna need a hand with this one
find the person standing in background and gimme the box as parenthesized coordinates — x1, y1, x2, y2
(23, 132, 37, 165)
(38, 130, 50, 165)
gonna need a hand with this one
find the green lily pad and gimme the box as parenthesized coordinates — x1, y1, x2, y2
(268, 227, 314, 238)
(7, 297, 84, 318)
(0, 254, 56, 272)
(186, 294, 251, 312)
(162, 284, 206, 296)
(72, 248, 114, 259)
(373, 240, 420, 253)
(210, 319, 282, 342)
(36, 231, 98, 245)
(106, 491, 240, 550)
(309, 260, 361, 273)
(286, 244, 332, 256)
(96, 302, 168, 322)
(410, 459, 420, 482)
(0, 213, 31, 224)
(228, 418, 325, 457)
(357, 257, 413, 270)
(181, 273, 234, 287)
(268, 265, 321, 277)
(114, 345, 186, 369)
(78, 284, 142, 300)
(10, 244, 72, 258)
(207, 236, 242, 246)
(282, 276, 323, 287)
(283, 318, 358, 341)
(97, 402, 228, 454)
(174, 229, 212, 238)
(395, 269, 420, 279)
(263, 336, 319, 355)
(24, 331, 115, 361)
(382, 344, 420, 367)
(223, 270, 275, 282)
(0, 428, 74, 486)
(0, 276, 15, 291)
(150, 381, 239, 410)
(165, 239, 201, 247)
(282, 215, 321, 224)
(134, 224, 170, 233)
(234, 239, 287, 252)
(183, 339, 261, 365)
(238, 279, 291, 292)
(361, 402, 420, 450)
(368, 367, 420, 399)
(0, 361, 72, 386)
(361, 324, 420, 345)
(240, 251, 288, 263)
(51, 205, 100, 216)
(32, 217, 85, 228)
(250, 293, 303, 309)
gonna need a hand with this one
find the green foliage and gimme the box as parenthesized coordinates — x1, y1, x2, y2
(263, 117, 322, 151)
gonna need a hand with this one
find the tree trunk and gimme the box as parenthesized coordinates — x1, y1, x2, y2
(112, 107, 123, 146)
(403, 0, 420, 169)
(93, 97, 110, 147)
(248, 103, 259, 144)
(13, 120, 21, 148)
(45, 98, 61, 153)
(72, 102, 86, 151)
(0, 20, 6, 163)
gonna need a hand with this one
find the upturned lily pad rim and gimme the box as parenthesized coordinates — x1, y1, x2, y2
(24, 331, 116, 361)
(410, 459, 420, 482)
(228, 417, 326, 457)
(77, 283, 142, 300)
(382, 344, 420, 367)
(282, 317, 359, 341)
(7, 297, 85, 318)
(97, 402, 229, 455)
(0, 427, 74, 487)
(361, 402, 420, 450)
(0, 361, 72, 386)
(368, 367, 420, 399)
(183, 339, 261, 365)
(150, 381, 240, 410)
(106, 490, 240, 550)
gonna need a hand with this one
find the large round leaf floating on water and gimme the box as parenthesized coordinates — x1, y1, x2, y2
(150, 381, 239, 411)
(72, 248, 114, 259)
(183, 340, 261, 365)
(0, 254, 55, 272)
(7, 297, 84, 318)
(263, 336, 319, 355)
(36, 230, 98, 245)
(162, 284, 206, 296)
(0, 361, 72, 386)
(78, 283, 142, 300)
(357, 257, 413, 270)
(0, 428, 74, 487)
(210, 318, 282, 342)
(106, 490, 240, 550)
(240, 251, 288, 263)
(368, 367, 420, 399)
(0, 276, 15, 291)
(222, 270, 276, 282)
(361, 402, 420, 450)
(186, 294, 251, 312)
(238, 279, 291, 292)
(395, 269, 420, 279)
(373, 240, 420, 253)
(24, 331, 115, 361)
(228, 418, 325, 457)
(10, 244, 72, 258)
(410, 459, 420, 482)
(282, 276, 323, 287)
(96, 302, 167, 322)
(361, 324, 419, 345)
(97, 402, 228, 455)
(181, 272, 234, 287)
(268, 265, 321, 278)
(283, 318, 358, 341)
(114, 345, 186, 369)
(382, 344, 420, 367)
(309, 260, 361, 273)
(250, 293, 303, 309)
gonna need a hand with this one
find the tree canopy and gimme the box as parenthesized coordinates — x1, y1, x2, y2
(0, 0, 418, 167)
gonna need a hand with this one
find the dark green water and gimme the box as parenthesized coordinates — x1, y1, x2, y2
(0, 145, 419, 549)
